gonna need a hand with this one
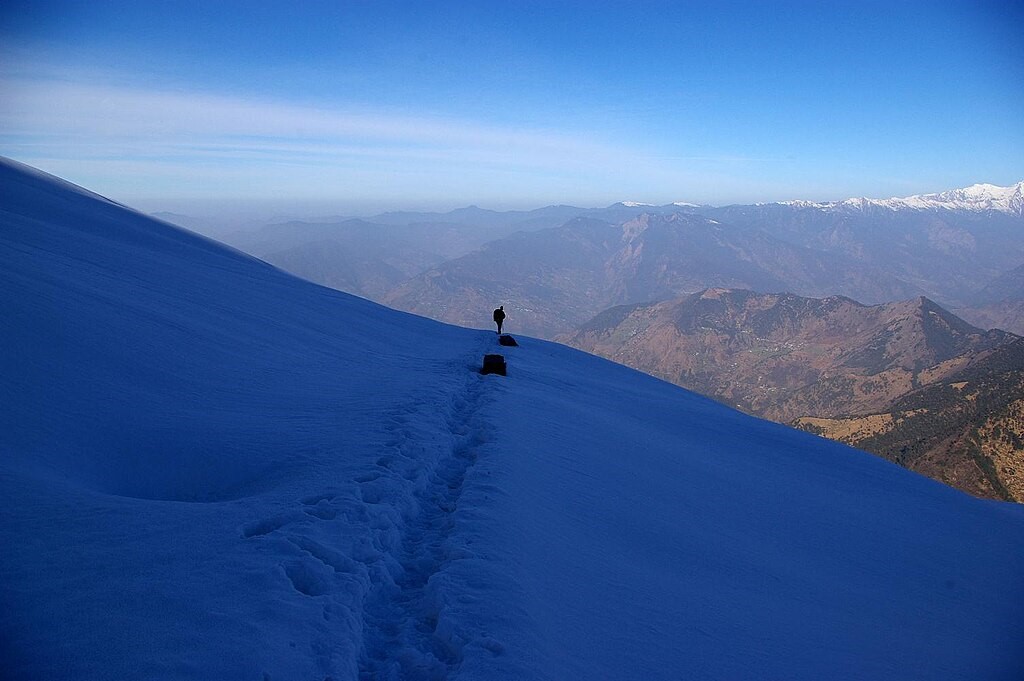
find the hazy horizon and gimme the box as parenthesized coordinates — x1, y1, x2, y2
(129, 176, 1023, 227)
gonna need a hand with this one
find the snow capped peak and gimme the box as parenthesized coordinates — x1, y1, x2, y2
(770, 180, 1024, 215)
(672, 201, 700, 208)
(798, 181, 1024, 215)
(917, 181, 1024, 211)
(619, 201, 655, 208)
(777, 199, 829, 209)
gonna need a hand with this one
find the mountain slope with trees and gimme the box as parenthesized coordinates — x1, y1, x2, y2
(562, 289, 1022, 499)
(796, 338, 1024, 501)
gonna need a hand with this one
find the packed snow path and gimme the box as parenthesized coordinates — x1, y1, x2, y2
(358, 343, 492, 679)
(3, 157, 1024, 680)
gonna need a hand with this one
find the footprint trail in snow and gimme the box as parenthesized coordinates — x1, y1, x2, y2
(241, 333, 503, 681)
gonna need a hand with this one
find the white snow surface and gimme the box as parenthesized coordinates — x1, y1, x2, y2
(2, 157, 1024, 680)
(777, 181, 1024, 214)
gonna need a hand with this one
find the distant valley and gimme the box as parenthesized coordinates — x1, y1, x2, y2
(384, 212, 921, 337)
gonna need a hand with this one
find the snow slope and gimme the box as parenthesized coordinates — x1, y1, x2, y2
(2, 157, 1024, 680)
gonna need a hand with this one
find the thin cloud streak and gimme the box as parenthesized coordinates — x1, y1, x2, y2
(0, 78, 695, 174)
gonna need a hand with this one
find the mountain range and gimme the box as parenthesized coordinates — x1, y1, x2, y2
(180, 181, 1024, 338)
(384, 212, 923, 337)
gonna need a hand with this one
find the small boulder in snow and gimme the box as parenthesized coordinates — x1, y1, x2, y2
(481, 354, 507, 376)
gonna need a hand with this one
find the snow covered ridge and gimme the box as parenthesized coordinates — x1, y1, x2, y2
(3, 156, 1024, 680)
(778, 181, 1024, 214)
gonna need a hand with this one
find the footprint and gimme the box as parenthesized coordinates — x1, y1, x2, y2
(242, 511, 305, 538)
(288, 536, 358, 574)
(282, 559, 333, 597)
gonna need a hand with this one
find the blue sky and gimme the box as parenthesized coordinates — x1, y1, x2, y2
(1, 0, 1022, 214)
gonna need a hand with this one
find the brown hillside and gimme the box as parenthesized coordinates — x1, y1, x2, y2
(796, 339, 1024, 501)
(562, 289, 1021, 500)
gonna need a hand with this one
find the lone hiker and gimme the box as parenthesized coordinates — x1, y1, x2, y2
(493, 305, 506, 334)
